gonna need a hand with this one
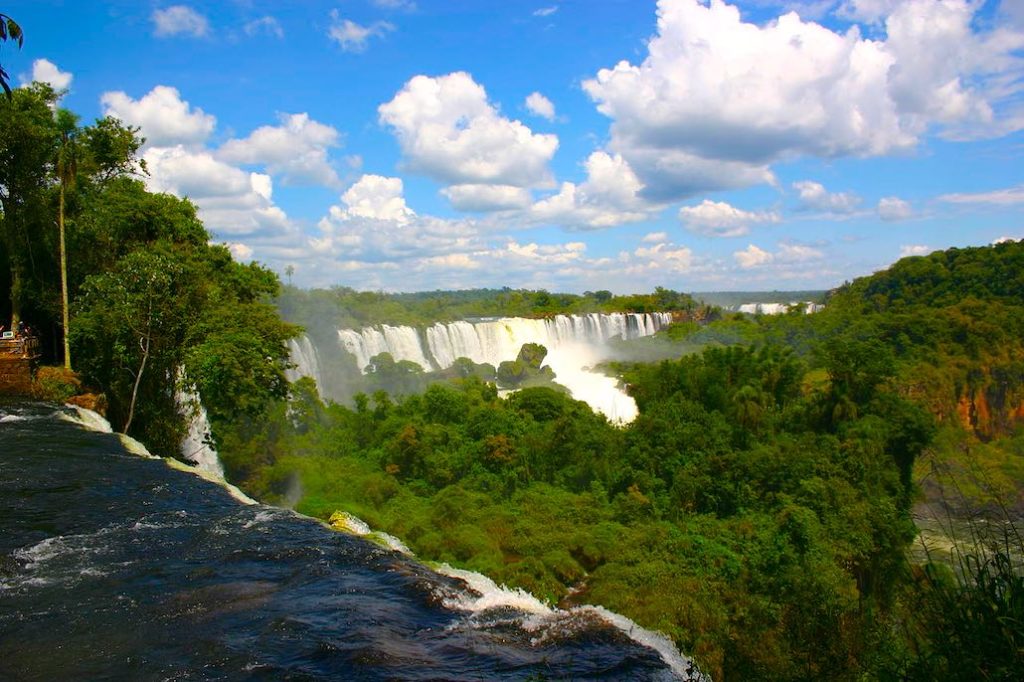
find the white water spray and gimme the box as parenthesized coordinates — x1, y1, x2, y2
(175, 373, 224, 478)
(296, 312, 673, 423)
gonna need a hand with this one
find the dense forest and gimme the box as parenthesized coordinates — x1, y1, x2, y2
(219, 241, 1024, 680)
(0, 84, 296, 454)
(276, 284, 707, 341)
(3, 81, 1023, 680)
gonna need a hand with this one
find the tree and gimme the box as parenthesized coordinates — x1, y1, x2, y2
(74, 249, 191, 433)
(55, 108, 79, 369)
(0, 83, 58, 328)
(0, 14, 23, 98)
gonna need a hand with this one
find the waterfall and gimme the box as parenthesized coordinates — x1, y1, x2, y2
(289, 312, 674, 424)
(175, 372, 225, 478)
(286, 337, 325, 389)
(736, 302, 823, 315)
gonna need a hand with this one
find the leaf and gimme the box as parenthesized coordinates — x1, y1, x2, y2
(6, 18, 22, 46)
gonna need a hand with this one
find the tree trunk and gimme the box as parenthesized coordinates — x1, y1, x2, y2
(123, 335, 150, 434)
(59, 181, 71, 369)
(10, 263, 22, 328)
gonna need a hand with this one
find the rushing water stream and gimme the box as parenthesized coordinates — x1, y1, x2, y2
(0, 400, 705, 680)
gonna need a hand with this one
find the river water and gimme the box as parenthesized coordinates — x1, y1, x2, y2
(0, 401, 705, 681)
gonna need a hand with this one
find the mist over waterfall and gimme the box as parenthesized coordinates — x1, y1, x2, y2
(735, 302, 824, 315)
(291, 313, 673, 423)
(286, 337, 325, 389)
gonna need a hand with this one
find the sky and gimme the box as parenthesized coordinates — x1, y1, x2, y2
(7, 0, 1024, 293)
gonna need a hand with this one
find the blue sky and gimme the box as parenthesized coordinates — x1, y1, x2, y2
(8, 0, 1024, 292)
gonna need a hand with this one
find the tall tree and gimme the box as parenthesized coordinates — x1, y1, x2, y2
(0, 83, 58, 328)
(55, 108, 79, 369)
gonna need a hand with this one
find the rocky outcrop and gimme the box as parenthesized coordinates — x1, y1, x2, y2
(953, 368, 1024, 440)
(66, 393, 108, 416)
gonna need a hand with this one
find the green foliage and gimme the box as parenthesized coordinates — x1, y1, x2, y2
(276, 284, 699, 331)
(1, 91, 297, 454)
(217, 241, 1024, 680)
(217, 338, 932, 680)
(496, 342, 558, 389)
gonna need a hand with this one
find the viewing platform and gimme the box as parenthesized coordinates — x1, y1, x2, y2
(0, 335, 41, 396)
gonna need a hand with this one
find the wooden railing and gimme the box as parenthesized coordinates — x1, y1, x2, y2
(0, 335, 40, 358)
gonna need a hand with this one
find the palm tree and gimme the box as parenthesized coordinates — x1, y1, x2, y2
(733, 384, 768, 432)
(0, 14, 23, 98)
(55, 108, 79, 370)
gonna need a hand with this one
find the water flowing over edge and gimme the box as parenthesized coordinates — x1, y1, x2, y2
(54, 403, 707, 680)
(175, 373, 225, 478)
(294, 312, 674, 424)
(60, 405, 254, 505)
(734, 301, 824, 315)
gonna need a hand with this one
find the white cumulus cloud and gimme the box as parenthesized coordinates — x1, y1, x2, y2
(525, 92, 556, 120)
(152, 5, 209, 38)
(793, 180, 862, 214)
(218, 113, 342, 187)
(441, 184, 533, 212)
(899, 244, 931, 257)
(101, 86, 216, 148)
(24, 59, 72, 90)
(679, 199, 780, 237)
(331, 174, 415, 223)
(734, 244, 775, 268)
(313, 174, 480, 264)
(379, 72, 558, 188)
(583, 0, 1024, 200)
(143, 145, 292, 238)
(878, 196, 913, 221)
(530, 151, 657, 229)
(734, 241, 823, 268)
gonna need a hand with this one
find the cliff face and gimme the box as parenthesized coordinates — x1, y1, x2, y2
(953, 368, 1024, 440)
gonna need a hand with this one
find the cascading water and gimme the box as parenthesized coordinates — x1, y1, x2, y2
(286, 336, 325, 388)
(735, 302, 823, 315)
(175, 371, 225, 478)
(298, 313, 673, 423)
(0, 401, 706, 680)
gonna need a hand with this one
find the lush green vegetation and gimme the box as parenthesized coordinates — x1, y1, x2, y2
(0, 83, 296, 454)
(6, 77, 1023, 681)
(220, 340, 931, 680)
(218, 240, 1024, 680)
(276, 284, 703, 335)
(692, 290, 827, 309)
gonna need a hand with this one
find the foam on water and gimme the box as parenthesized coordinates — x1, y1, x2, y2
(579, 605, 710, 681)
(435, 563, 553, 615)
(432, 563, 705, 679)
(61, 405, 114, 433)
(330, 519, 700, 679)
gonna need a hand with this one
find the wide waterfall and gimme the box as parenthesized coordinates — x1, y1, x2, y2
(298, 312, 673, 423)
(735, 302, 824, 315)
